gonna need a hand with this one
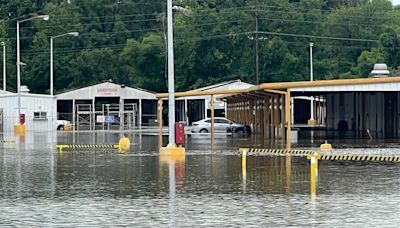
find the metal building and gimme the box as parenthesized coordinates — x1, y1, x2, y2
(0, 86, 56, 133)
(56, 81, 157, 130)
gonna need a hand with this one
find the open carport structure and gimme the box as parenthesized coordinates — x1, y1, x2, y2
(157, 77, 400, 149)
(222, 77, 400, 145)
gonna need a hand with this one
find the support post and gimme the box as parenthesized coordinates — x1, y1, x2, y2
(72, 99, 76, 130)
(158, 98, 163, 148)
(286, 90, 291, 150)
(184, 99, 188, 126)
(120, 98, 124, 130)
(91, 100, 95, 130)
(281, 94, 285, 141)
(139, 99, 142, 129)
(211, 95, 215, 151)
(271, 95, 275, 140)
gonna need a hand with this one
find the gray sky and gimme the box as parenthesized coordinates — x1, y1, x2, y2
(393, 0, 400, 5)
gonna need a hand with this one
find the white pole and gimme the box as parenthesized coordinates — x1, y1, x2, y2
(309, 42, 314, 121)
(167, 0, 176, 146)
(17, 21, 21, 119)
(50, 37, 53, 96)
(2, 43, 5, 91)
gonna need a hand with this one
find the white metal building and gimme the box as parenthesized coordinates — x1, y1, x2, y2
(56, 81, 157, 129)
(0, 86, 56, 133)
(175, 79, 254, 124)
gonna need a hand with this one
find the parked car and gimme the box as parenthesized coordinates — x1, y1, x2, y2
(191, 117, 250, 134)
(57, 120, 71, 130)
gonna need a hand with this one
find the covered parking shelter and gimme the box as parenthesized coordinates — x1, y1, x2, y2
(56, 81, 157, 130)
(157, 77, 400, 149)
(223, 77, 400, 145)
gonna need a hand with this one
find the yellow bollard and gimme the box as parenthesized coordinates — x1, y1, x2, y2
(320, 140, 332, 151)
(14, 124, 25, 136)
(242, 149, 247, 176)
(118, 136, 131, 153)
(309, 151, 319, 200)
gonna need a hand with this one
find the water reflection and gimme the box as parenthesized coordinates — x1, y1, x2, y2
(159, 154, 186, 227)
(1, 132, 400, 226)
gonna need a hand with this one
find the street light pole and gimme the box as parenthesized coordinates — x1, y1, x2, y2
(310, 42, 314, 82)
(309, 42, 315, 124)
(16, 15, 49, 119)
(255, 0, 259, 85)
(17, 20, 21, 116)
(167, 0, 176, 147)
(50, 32, 79, 96)
(1, 42, 5, 91)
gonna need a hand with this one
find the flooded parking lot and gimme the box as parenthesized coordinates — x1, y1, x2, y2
(1, 131, 400, 227)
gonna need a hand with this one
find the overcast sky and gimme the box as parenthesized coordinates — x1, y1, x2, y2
(393, 0, 400, 5)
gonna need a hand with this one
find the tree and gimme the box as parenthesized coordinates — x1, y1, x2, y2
(120, 33, 166, 92)
(354, 48, 384, 77)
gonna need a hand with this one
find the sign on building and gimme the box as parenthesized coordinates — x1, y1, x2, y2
(97, 115, 114, 123)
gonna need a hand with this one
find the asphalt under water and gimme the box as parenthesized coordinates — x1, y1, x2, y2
(0, 132, 399, 227)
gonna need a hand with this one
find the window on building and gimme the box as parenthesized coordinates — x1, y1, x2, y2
(33, 112, 47, 119)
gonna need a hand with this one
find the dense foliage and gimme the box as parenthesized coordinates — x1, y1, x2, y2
(0, 0, 399, 93)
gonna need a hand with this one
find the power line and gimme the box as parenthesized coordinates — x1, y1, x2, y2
(14, 27, 161, 40)
(254, 8, 392, 24)
(256, 2, 394, 17)
(19, 18, 160, 30)
(17, 29, 381, 55)
(258, 17, 383, 28)
(257, 31, 379, 42)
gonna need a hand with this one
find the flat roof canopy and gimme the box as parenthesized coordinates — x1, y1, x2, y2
(156, 77, 400, 100)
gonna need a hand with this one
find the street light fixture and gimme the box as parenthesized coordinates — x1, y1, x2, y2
(16, 14, 49, 120)
(50, 32, 79, 96)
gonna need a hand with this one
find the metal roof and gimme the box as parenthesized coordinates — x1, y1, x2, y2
(56, 82, 156, 100)
(158, 76, 400, 99)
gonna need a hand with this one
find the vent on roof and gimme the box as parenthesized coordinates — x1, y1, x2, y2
(371, 63, 390, 77)
(20, 85, 30, 93)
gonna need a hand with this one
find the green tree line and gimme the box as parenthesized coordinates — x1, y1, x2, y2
(0, 0, 399, 94)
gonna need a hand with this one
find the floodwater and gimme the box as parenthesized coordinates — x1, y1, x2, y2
(0, 132, 400, 227)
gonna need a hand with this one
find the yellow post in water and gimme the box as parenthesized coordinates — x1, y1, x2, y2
(241, 149, 247, 193)
(309, 151, 319, 200)
(242, 149, 247, 176)
(14, 124, 25, 136)
(118, 136, 131, 153)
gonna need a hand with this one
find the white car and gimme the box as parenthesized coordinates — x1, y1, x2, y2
(57, 120, 71, 130)
(191, 117, 248, 133)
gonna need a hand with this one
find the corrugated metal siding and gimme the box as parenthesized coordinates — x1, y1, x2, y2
(291, 82, 400, 92)
(0, 94, 56, 132)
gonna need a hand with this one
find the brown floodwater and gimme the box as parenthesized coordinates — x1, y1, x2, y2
(0, 132, 399, 227)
